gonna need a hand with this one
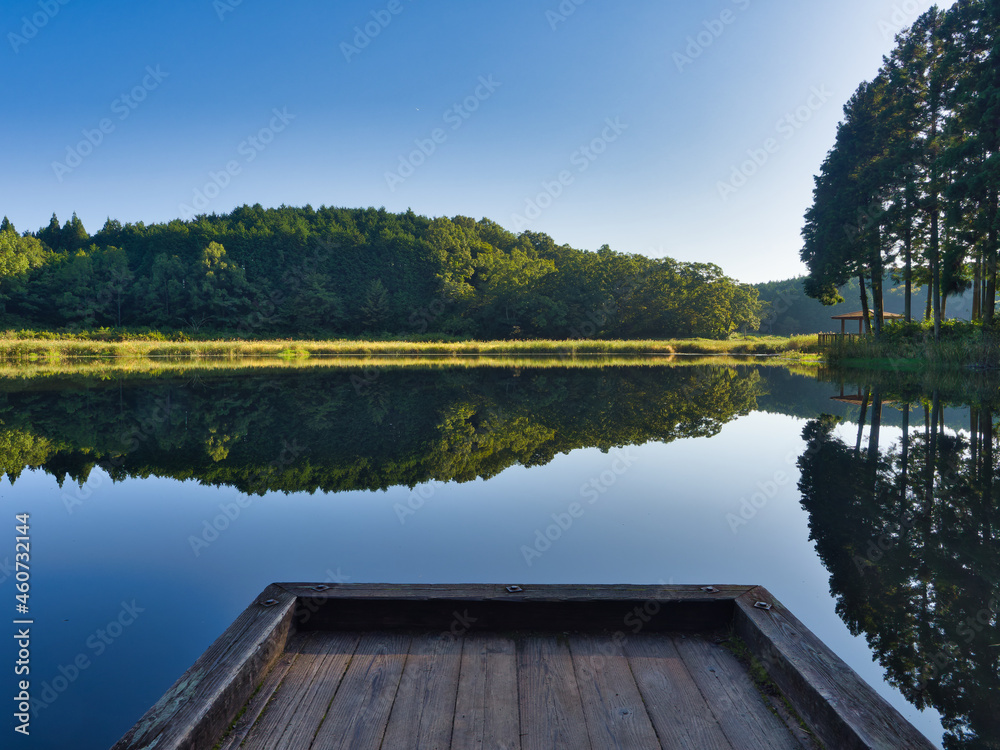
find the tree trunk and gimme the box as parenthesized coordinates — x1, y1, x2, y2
(973, 248, 982, 321)
(859, 274, 872, 335)
(904, 214, 913, 323)
(932, 209, 942, 340)
(871, 232, 884, 339)
(986, 186, 998, 322)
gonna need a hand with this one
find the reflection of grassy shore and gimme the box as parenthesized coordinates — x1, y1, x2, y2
(0, 332, 818, 360)
(0, 352, 819, 384)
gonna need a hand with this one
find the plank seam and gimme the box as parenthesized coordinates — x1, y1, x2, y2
(306, 633, 359, 750)
(622, 639, 665, 750)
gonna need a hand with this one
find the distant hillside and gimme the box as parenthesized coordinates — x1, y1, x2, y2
(0, 205, 759, 340)
(755, 276, 974, 335)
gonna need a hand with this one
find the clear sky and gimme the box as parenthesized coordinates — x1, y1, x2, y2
(3, 0, 951, 284)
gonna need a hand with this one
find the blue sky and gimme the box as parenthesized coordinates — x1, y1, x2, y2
(3, 0, 950, 283)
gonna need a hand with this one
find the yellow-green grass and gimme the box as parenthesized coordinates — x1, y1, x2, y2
(0, 334, 818, 361)
(0, 352, 818, 384)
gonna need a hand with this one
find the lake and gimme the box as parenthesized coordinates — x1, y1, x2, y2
(2, 360, 995, 749)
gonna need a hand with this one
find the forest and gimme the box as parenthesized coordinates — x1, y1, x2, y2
(801, 0, 1000, 340)
(0, 205, 760, 340)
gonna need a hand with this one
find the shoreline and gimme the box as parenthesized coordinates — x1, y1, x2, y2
(0, 333, 818, 361)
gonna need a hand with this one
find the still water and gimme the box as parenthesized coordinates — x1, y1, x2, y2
(1, 361, 996, 749)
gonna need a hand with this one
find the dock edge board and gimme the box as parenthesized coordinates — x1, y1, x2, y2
(109, 583, 934, 750)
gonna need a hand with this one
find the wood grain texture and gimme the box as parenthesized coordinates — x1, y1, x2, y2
(111, 583, 296, 750)
(624, 634, 734, 750)
(382, 633, 464, 749)
(518, 635, 592, 750)
(675, 635, 800, 750)
(734, 587, 937, 750)
(280, 582, 752, 603)
(113, 584, 935, 750)
(451, 633, 521, 750)
(569, 634, 660, 750)
(216, 632, 310, 750)
(240, 631, 358, 750)
(308, 631, 410, 750)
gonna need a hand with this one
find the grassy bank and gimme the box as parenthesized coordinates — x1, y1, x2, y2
(822, 321, 1000, 370)
(0, 330, 818, 361)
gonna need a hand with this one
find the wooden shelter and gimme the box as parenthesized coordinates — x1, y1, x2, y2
(830, 311, 904, 335)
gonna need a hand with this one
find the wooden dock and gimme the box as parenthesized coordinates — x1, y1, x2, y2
(112, 584, 934, 750)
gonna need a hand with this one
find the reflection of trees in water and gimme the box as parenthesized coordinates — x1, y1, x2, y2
(798, 389, 1000, 749)
(0, 366, 762, 495)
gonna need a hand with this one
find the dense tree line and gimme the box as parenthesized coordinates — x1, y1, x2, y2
(801, 1, 1000, 340)
(754, 274, 979, 335)
(0, 205, 760, 339)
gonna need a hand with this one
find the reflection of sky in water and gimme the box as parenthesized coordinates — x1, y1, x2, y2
(8, 398, 947, 749)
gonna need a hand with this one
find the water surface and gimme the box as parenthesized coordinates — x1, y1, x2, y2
(2, 362, 995, 749)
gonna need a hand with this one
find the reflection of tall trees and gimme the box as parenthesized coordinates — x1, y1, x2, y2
(799, 390, 1000, 749)
(0, 366, 761, 495)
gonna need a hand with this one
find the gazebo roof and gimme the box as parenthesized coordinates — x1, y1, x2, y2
(830, 311, 904, 320)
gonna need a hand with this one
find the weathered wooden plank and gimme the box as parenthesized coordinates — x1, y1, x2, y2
(240, 631, 358, 750)
(308, 632, 410, 750)
(675, 635, 800, 750)
(623, 634, 734, 750)
(382, 632, 464, 749)
(111, 584, 296, 750)
(216, 632, 310, 750)
(734, 587, 936, 750)
(280, 582, 753, 603)
(518, 635, 592, 750)
(452, 633, 521, 750)
(569, 634, 660, 750)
